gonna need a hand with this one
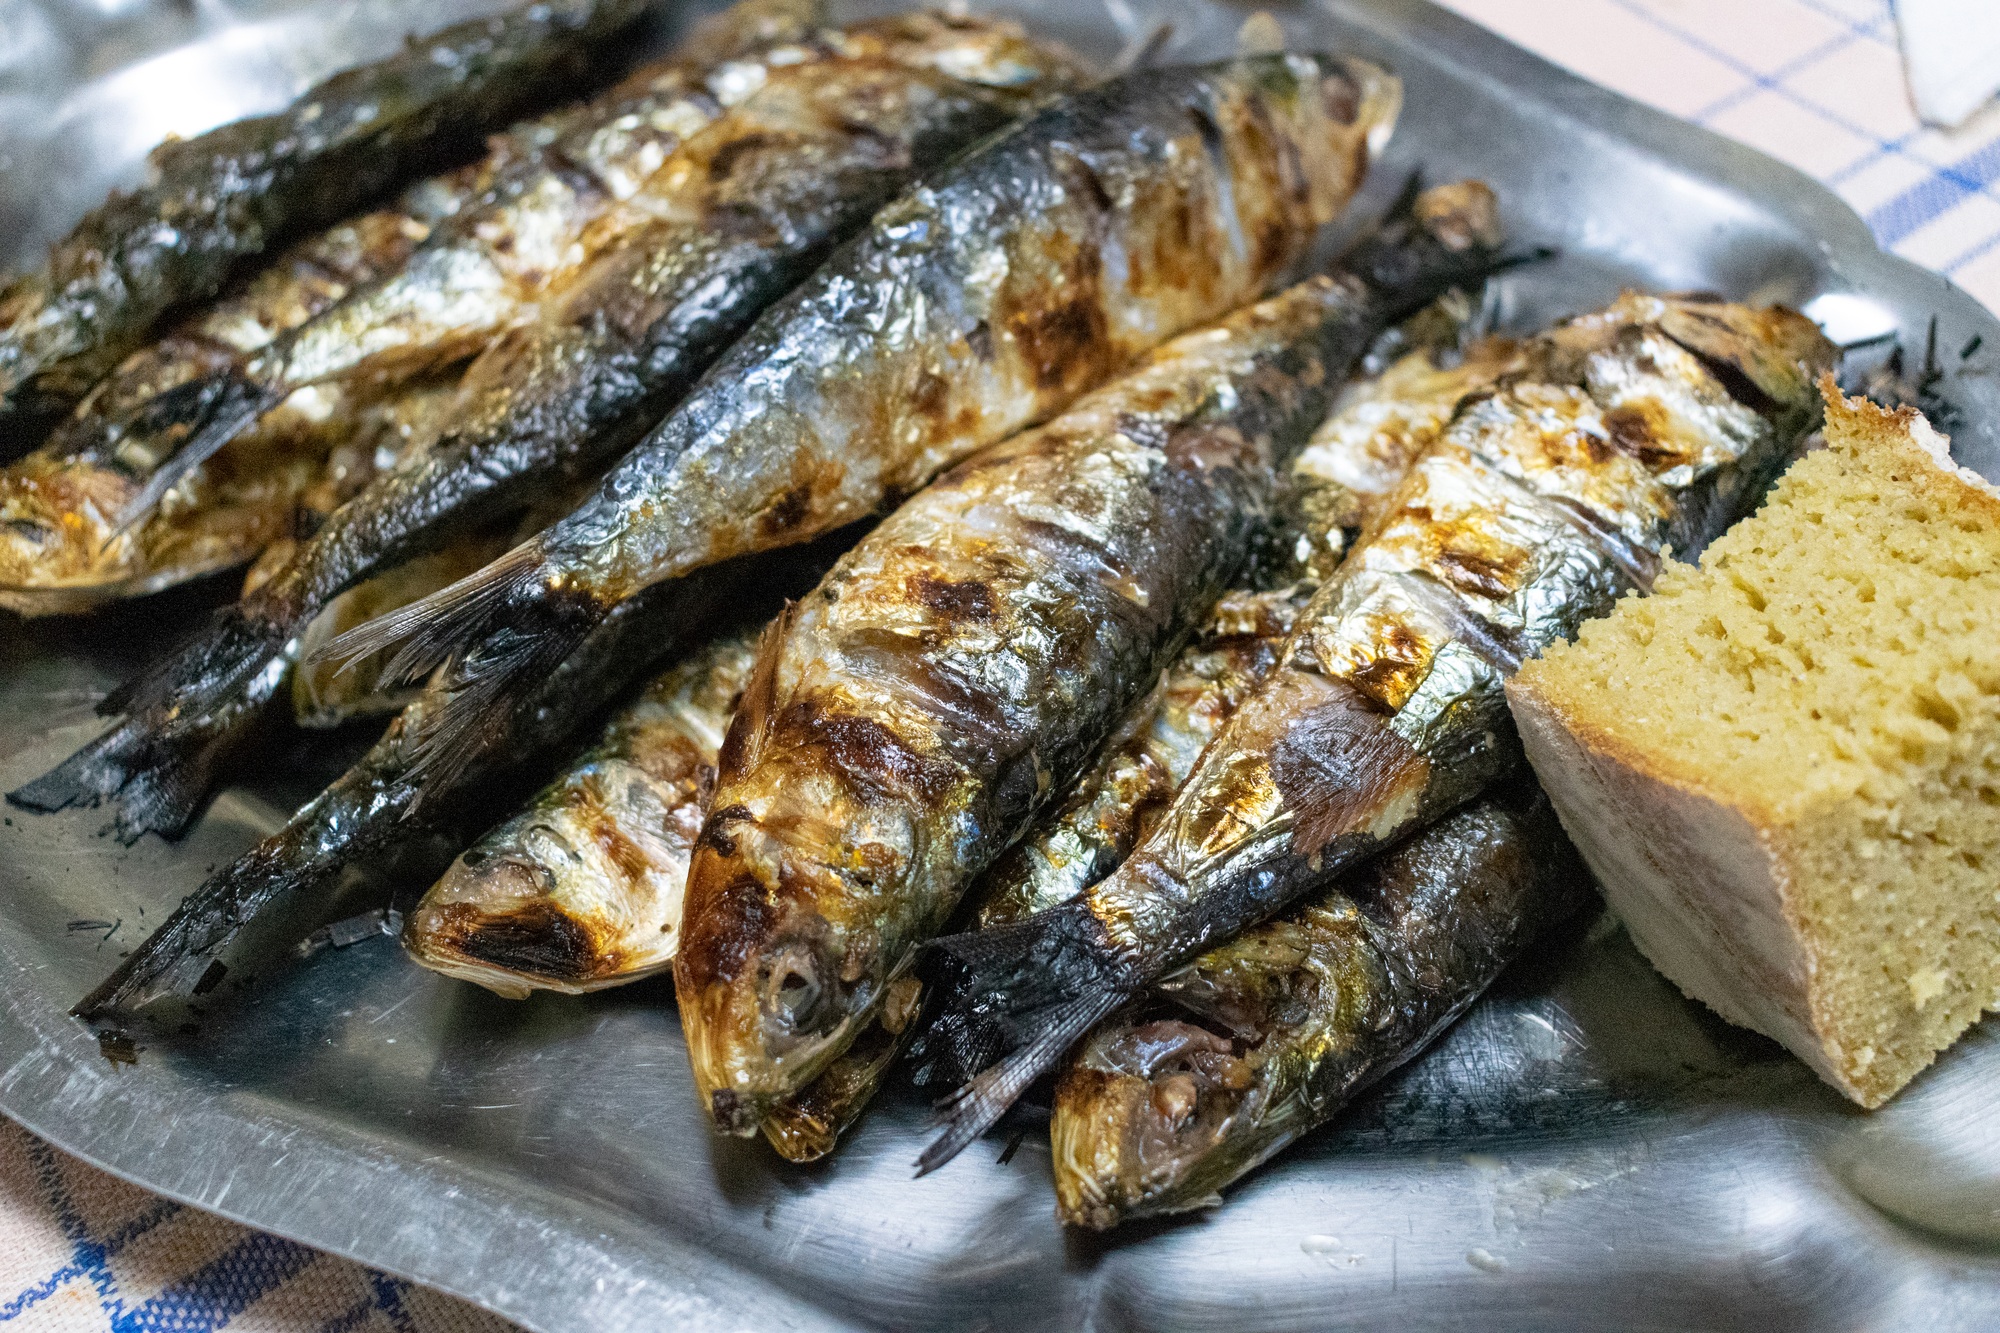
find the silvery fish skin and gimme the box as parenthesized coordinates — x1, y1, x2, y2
(0, 198, 466, 615)
(922, 293, 1838, 1167)
(72, 531, 858, 1020)
(1050, 783, 1588, 1228)
(407, 629, 759, 997)
(676, 181, 1504, 1140)
(0, 0, 654, 450)
(974, 332, 1527, 932)
(326, 52, 1404, 783)
(13, 17, 1075, 841)
(117, 0, 833, 525)
(909, 320, 1522, 1093)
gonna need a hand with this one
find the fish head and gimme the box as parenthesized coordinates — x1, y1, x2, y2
(0, 456, 138, 593)
(405, 762, 687, 996)
(1052, 1012, 1262, 1229)
(1246, 53, 1401, 231)
(677, 779, 929, 1134)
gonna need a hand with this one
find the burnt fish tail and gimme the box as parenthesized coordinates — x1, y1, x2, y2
(908, 310, 1524, 1090)
(109, 0, 835, 530)
(1050, 781, 1590, 1229)
(72, 531, 856, 1020)
(325, 51, 1404, 788)
(0, 0, 655, 448)
(19, 20, 1075, 840)
(920, 293, 1838, 1166)
(675, 182, 1503, 1141)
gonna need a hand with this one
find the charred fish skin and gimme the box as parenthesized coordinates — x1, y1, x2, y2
(676, 186, 1504, 1138)
(72, 530, 857, 1021)
(110, 0, 836, 532)
(1050, 784, 1588, 1229)
(328, 52, 1403, 773)
(12, 19, 1076, 841)
(0, 0, 655, 449)
(922, 294, 1837, 1166)
(405, 630, 760, 998)
(0, 200, 466, 614)
(909, 310, 1522, 1092)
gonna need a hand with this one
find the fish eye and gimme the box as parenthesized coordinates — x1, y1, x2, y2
(760, 941, 833, 1037)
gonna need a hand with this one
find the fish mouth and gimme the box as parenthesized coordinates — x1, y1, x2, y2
(1052, 1015, 1259, 1229)
(405, 858, 623, 995)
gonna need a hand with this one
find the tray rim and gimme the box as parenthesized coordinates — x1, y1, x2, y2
(3, 2, 1996, 1330)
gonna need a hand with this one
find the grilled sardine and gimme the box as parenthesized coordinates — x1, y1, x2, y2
(676, 188, 1503, 1141)
(1051, 782, 1587, 1228)
(14, 16, 1077, 840)
(320, 52, 1405, 790)
(0, 0, 653, 450)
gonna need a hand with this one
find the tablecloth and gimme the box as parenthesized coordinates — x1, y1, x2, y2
(6, 0, 1999, 1329)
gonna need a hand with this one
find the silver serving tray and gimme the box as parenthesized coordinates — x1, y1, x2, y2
(4, 2, 1999, 1329)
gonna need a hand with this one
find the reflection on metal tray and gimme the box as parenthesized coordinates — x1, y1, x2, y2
(3, 1, 1998, 1329)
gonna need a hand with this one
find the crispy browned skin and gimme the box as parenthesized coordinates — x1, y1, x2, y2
(676, 182, 1506, 1142)
(922, 294, 1840, 1168)
(0, 0, 654, 447)
(14, 14, 1075, 840)
(1051, 782, 1588, 1228)
(322, 52, 1403, 792)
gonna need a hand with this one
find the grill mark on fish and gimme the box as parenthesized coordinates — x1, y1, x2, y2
(0, 0, 655, 451)
(315, 52, 1402, 803)
(679, 187, 1508, 1138)
(922, 290, 1838, 1168)
(16, 20, 1075, 839)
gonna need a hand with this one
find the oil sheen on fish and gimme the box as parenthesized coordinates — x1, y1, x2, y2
(908, 316, 1523, 1092)
(323, 51, 1405, 787)
(0, 194, 472, 614)
(72, 532, 858, 1020)
(407, 628, 759, 997)
(1050, 782, 1588, 1228)
(0, 0, 653, 451)
(920, 293, 1839, 1170)
(12, 17, 1075, 840)
(675, 189, 1502, 1140)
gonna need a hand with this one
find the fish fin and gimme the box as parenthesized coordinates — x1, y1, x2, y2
(397, 622, 580, 813)
(12, 608, 291, 837)
(915, 988, 1123, 1176)
(311, 540, 546, 685)
(107, 375, 275, 541)
(711, 600, 796, 783)
(73, 844, 285, 1017)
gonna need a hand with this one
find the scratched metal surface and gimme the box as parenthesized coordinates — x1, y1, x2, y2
(3, 1, 1999, 1329)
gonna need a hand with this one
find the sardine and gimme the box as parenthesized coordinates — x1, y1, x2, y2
(0, 0, 654, 451)
(321, 51, 1405, 793)
(72, 530, 858, 1020)
(1050, 782, 1588, 1228)
(126, 0, 840, 519)
(921, 293, 1838, 1169)
(406, 628, 759, 997)
(674, 186, 1505, 1140)
(13, 16, 1077, 840)
(908, 310, 1523, 1091)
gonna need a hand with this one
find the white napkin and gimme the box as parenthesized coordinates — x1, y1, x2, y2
(1896, 0, 2000, 128)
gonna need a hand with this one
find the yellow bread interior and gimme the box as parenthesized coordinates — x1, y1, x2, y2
(1508, 383, 2000, 1107)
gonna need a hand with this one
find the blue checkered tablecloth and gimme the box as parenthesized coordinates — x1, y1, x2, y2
(6, 1, 1997, 1329)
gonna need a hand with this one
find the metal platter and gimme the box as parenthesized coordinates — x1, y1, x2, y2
(4, 1, 1999, 1329)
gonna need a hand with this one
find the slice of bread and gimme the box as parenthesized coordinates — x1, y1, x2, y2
(1506, 382, 2000, 1107)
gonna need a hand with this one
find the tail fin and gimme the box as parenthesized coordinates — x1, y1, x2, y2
(8, 608, 292, 838)
(312, 541, 600, 807)
(911, 902, 1131, 1174)
(108, 375, 275, 539)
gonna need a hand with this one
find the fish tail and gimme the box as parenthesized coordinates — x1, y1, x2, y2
(913, 903, 1131, 1173)
(10, 608, 292, 837)
(107, 374, 277, 540)
(310, 541, 601, 806)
